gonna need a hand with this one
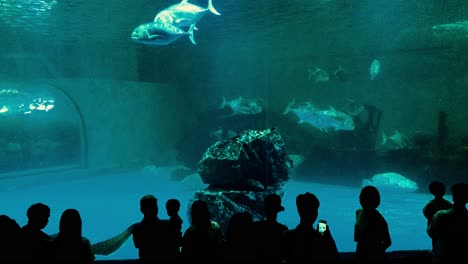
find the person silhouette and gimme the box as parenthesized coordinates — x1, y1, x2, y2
(166, 198, 183, 234)
(422, 181, 452, 249)
(0, 214, 21, 262)
(428, 182, 468, 263)
(20, 203, 53, 264)
(423, 181, 453, 225)
(132, 194, 181, 263)
(166, 198, 183, 260)
(282, 192, 339, 263)
(181, 199, 224, 264)
(224, 211, 255, 262)
(354, 185, 391, 263)
(50, 208, 95, 264)
(253, 193, 288, 263)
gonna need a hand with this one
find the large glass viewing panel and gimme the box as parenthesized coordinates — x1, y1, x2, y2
(0, 84, 82, 174)
(0, 0, 467, 261)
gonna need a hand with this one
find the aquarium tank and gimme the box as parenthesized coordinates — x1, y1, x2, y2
(1, 0, 467, 261)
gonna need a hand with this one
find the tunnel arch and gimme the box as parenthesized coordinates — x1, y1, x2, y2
(49, 84, 88, 168)
(0, 82, 87, 176)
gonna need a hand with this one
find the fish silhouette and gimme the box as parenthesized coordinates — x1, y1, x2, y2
(369, 59, 380, 80)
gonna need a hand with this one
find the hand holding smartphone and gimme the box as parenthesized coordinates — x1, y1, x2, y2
(318, 219, 327, 234)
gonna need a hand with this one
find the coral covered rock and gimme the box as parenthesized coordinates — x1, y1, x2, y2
(198, 127, 290, 190)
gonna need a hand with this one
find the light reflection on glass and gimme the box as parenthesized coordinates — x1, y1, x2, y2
(0, 88, 55, 115)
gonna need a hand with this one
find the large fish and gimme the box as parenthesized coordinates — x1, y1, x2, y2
(219, 96, 263, 116)
(362, 172, 418, 192)
(381, 130, 409, 149)
(307, 67, 329, 82)
(369, 59, 380, 80)
(283, 100, 355, 131)
(131, 21, 196, 45)
(154, 0, 221, 29)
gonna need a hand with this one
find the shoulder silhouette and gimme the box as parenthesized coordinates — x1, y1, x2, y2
(132, 194, 181, 263)
(224, 211, 255, 262)
(354, 185, 391, 263)
(423, 181, 453, 225)
(181, 199, 224, 264)
(51, 208, 95, 264)
(0, 214, 21, 262)
(20, 203, 53, 264)
(253, 193, 288, 263)
(282, 192, 339, 264)
(422, 181, 453, 252)
(428, 182, 468, 263)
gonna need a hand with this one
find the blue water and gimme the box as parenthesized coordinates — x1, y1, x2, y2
(0, 166, 432, 260)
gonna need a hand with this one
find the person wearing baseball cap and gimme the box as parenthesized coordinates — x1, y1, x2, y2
(253, 193, 288, 263)
(264, 193, 285, 213)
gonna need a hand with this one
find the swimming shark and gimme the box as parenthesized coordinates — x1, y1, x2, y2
(154, 0, 221, 30)
(131, 21, 196, 45)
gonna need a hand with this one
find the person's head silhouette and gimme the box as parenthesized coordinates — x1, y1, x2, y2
(166, 198, 180, 217)
(451, 182, 468, 207)
(264, 193, 285, 217)
(296, 192, 320, 225)
(359, 185, 381, 210)
(429, 181, 446, 199)
(140, 195, 158, 218)
(26, 203, 50, 229)
(189, 200, 211, 227)
(226, 211, 253, 243)
(59, 208, 82, 239)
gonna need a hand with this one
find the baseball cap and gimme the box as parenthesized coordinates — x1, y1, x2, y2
(264, 193, 285, 212)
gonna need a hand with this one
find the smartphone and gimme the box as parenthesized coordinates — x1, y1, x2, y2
(318, 219, 327, 234)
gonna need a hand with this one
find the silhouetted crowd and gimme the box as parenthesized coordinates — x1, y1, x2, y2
(1, 181, 467, 264)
